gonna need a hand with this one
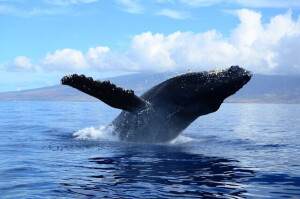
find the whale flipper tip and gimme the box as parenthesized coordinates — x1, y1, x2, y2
(61, 74, 150, 114)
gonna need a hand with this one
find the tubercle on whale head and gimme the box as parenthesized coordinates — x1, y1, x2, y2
(167, 65, 252, 113)
(209, 65, 252, 99)
(197, 65, 251, 94)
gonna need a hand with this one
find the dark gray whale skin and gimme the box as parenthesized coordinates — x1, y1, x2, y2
(61, 66, 252, 143)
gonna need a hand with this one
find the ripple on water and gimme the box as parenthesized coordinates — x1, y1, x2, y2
(57, 151, 255, 198)
(0, 102, 299, 198)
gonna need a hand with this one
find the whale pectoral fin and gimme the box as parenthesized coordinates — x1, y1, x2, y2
(61, 74, 150, 113)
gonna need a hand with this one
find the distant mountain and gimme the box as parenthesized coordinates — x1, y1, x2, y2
(226, 74, 300, 103)
(0, 73, 299, 103)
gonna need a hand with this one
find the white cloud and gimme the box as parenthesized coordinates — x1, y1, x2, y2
(0, 5, 65, 17)
(44, 0, 98, 6)
(179, 0, 300, 8)
(4, 9, 300, 75)
(116, 0, 144, 14)
(156, 0, 176, 3)
(235, 0, 300, 8)
(0, 0, 97, 17)
(156, 9, 189, 19)
(179, 0, 222, 7)
(4, 56, 34, 72)
(39, 47, 139, 72)
(40, 49, 89, 71)
(79, 0, 98, 3)
(228, 9, 300, 74)
(230, 9, 264, 46)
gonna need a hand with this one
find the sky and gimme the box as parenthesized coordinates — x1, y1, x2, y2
(1, 0, 300, 92)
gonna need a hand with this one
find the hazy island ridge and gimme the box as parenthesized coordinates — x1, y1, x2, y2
(0, 72, 299, 104)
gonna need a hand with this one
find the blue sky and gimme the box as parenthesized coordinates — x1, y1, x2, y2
(1, 0, 300, 92)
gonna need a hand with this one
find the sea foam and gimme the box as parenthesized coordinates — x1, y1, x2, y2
(169, 135, 196, 144)
(74, 125, 195, 144)
(73, 125, 119, 141)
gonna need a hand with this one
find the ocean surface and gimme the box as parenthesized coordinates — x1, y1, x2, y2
(0, 101, 299, 198)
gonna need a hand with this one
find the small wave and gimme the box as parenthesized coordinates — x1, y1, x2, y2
(73, 125, 119, 141)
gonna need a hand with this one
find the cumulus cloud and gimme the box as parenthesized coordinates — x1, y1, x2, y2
(5, 9, 300, 75)
(38, 47, 137, 72)
(3, 56, 34, 72)
(228, 9, 300, 74)
(126, 9, 300, 74)
(40, 49, 88, 71)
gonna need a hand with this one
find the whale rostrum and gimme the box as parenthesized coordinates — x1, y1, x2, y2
(61, 66, 252, 143)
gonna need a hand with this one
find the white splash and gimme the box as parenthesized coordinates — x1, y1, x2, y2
(74, 125, 196, 144)
(73, 125, 119, 141)
(169, 135, 195, 144)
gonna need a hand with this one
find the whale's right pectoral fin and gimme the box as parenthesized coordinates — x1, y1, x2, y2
(61, 74, 150, 114)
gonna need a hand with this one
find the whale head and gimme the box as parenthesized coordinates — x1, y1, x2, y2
(146, 65, 252, 117)
(203, 65, 252, 101)
(174, 65, 252, 113)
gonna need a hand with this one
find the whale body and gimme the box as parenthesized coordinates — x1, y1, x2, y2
(61, 66, 252, 143)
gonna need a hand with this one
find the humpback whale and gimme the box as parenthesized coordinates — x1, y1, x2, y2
(61, 65, 252, 143)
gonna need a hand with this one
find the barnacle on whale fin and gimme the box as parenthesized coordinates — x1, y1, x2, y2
(61, 74, 150, 114)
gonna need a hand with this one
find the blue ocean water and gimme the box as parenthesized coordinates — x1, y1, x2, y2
(0, 101, 299, 198)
